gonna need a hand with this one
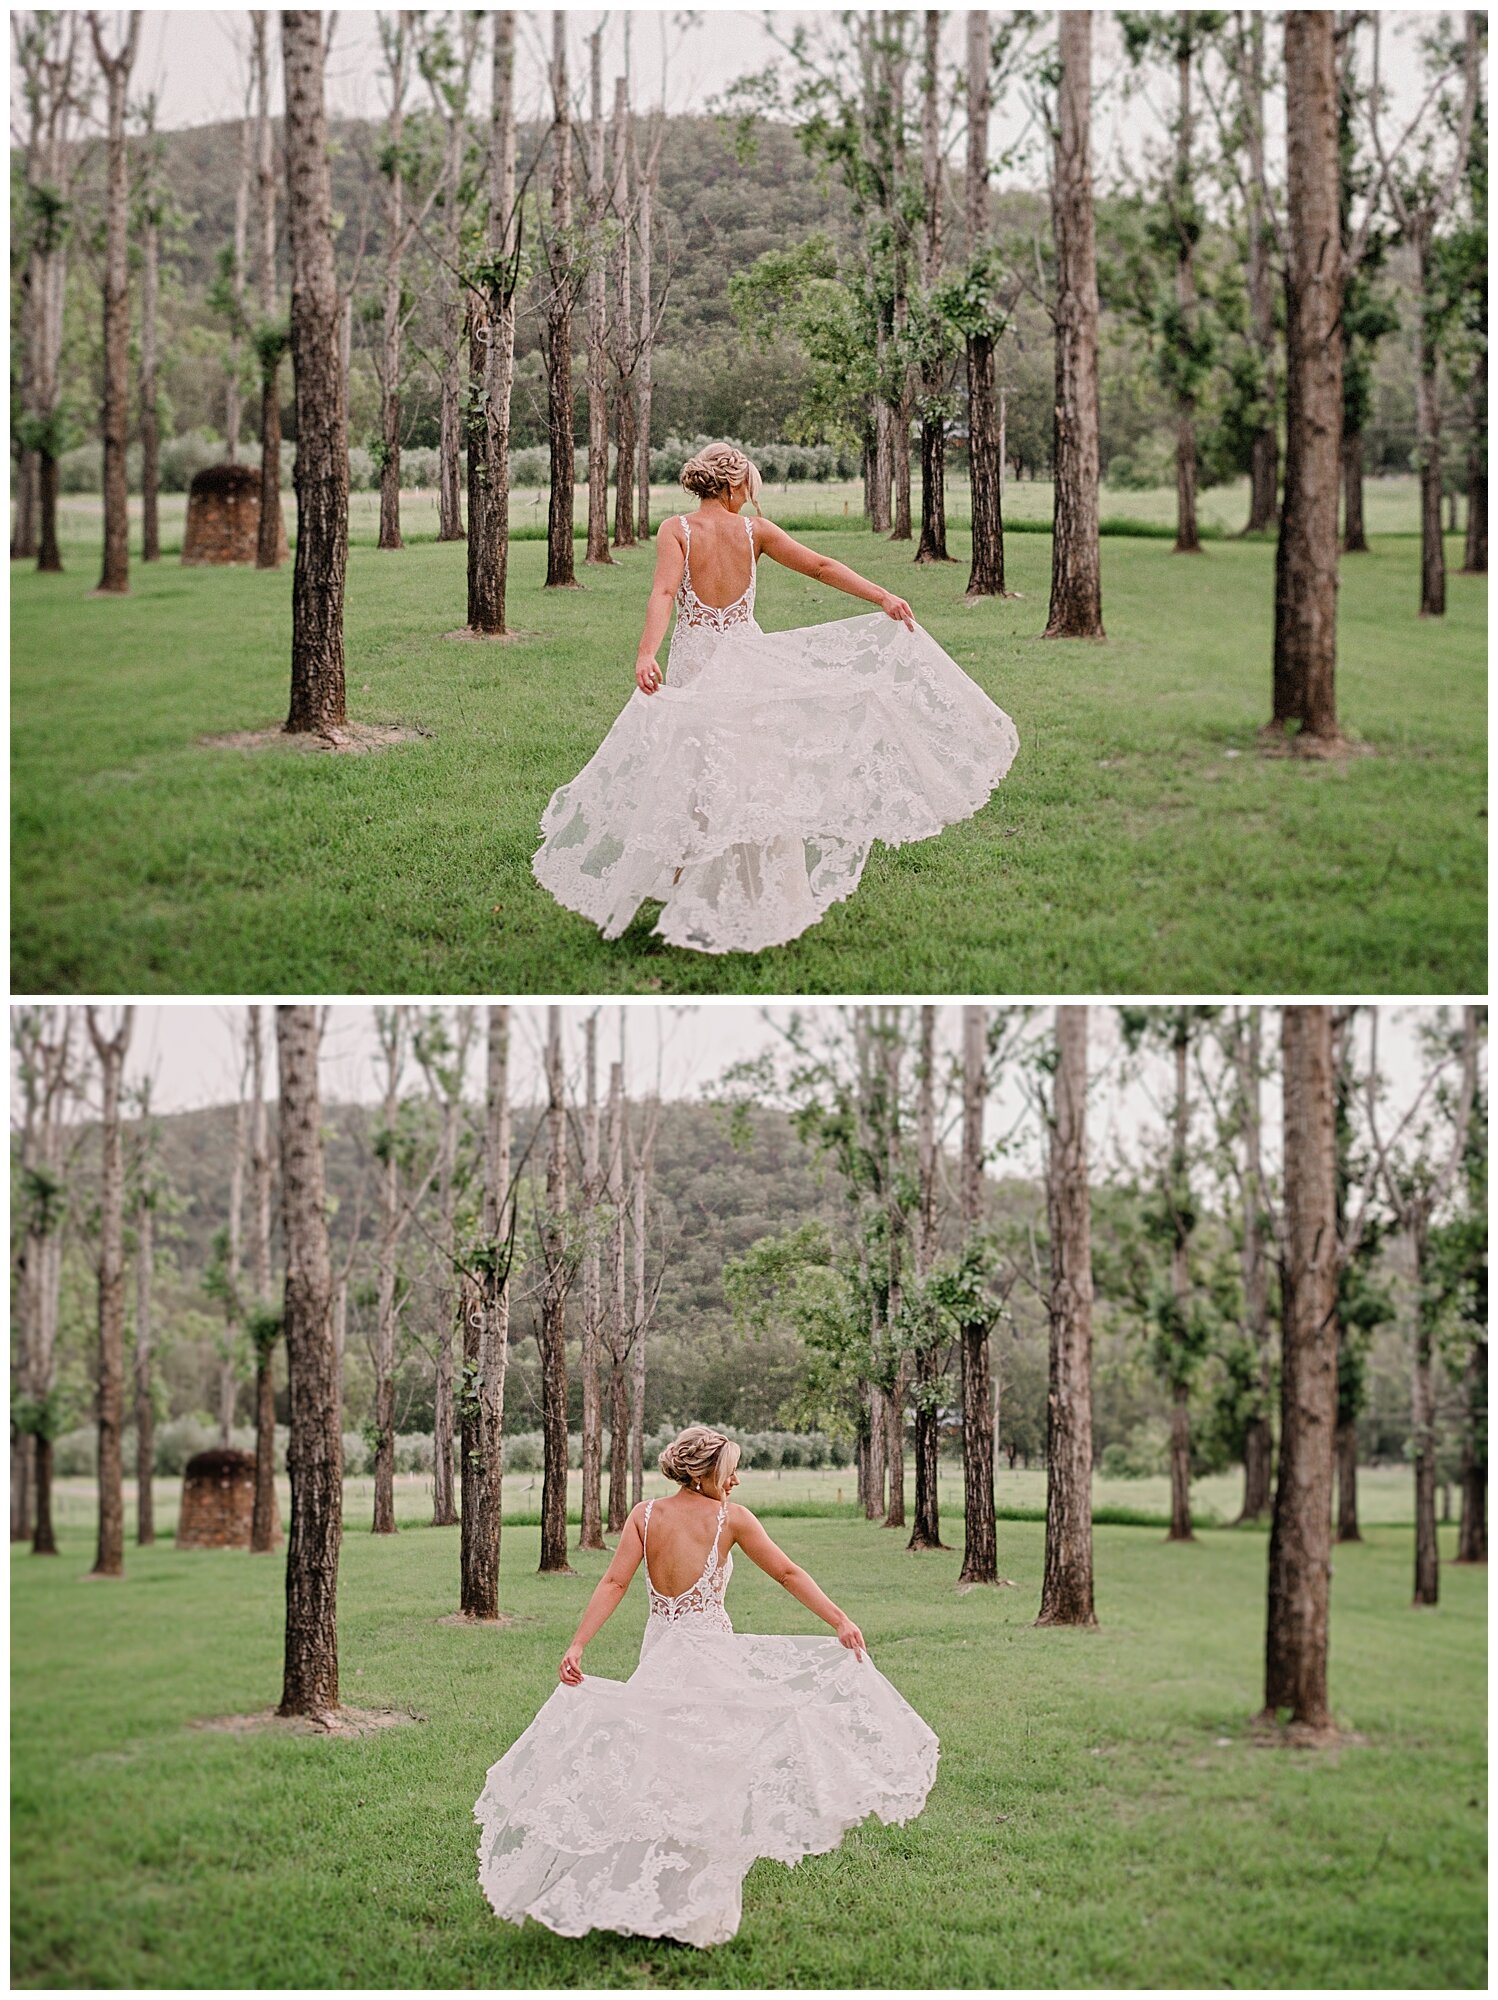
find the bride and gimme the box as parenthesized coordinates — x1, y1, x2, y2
(473, 1425, 939, 1949)
(532, 441, 1020, 955)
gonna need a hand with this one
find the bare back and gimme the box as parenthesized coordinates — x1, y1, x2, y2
(674, 508, 757, 610)
(640, 1490, 735, 1598)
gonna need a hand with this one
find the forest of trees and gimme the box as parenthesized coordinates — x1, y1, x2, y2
(12, 1002, 1484, 1728)
(10, 10, 1486, 538)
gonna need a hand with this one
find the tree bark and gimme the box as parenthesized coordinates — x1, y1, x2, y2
(908, 1006, 946, 1550)
(1455, 1338, 1487, 1562)
(579, 1016, 606, 1549)
(89, 14, 139, 596)
(282, 12, 348, 732)
(958, 1005, 998, 1584)
(606, 1060, 631, 1534)
(882, 1019, 907, 1531)
(1045, 10, 1105, 638)
(538, 1008, 574, 1574)
(1271, 12, 1342, 744)
(545, 14, 577, 587)
(1335, 1414, 1361, 1543)
(253, 13, 287, 569)
(636, 131, 660, 542)
(610, 75, 637, 552)
(134, 1192, 155, 1544)
(377, 14, 409, 552)
(460, 1007, 511, 1620)
(1409, 1222, 1441, 1607)
(1240, 15, 1279, 533)
(138, 144, 161, 565)
(1262, 1006, 1338, 1731)
(1171, 23, 1202, 555)
(1340, 426, 1368, 554)
(465, 15, 517, 635)
(1038, 1005, 1097, 1625)
(371, 1010, 403, 1536)
(585, 28, 613, 566)
(1166, 1028, 1195, 1543)
(1236, 1010, 1274, 1523)
(914, 11, 951, 566)
(248, 1005, 281, 1552)
(629, 1112, 653, 1509)
(86, 1008, 132, 1577)
(1462, 380, 1487, 573)
(275, 1006, 342, 1718)
(1412, 224, 1447, 616)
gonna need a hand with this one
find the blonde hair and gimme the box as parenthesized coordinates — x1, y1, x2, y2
(658, 1424, 741, 1492)
(680, 441, 762, 511)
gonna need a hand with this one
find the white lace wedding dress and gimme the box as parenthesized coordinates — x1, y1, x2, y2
(473, 1498, 939, 1948)
(531, 514, 1020, 954)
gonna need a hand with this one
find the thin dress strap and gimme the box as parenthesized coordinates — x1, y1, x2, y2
(708, 1497, 728, 1566)
(678, 515, 691, 584)
(642, 1498, 655, 1590)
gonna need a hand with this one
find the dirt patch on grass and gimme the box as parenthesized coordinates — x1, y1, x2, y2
(190, 1703, 425, 1738)
(1248, 1714, 1368, 1753)
(199, 721, 429, 754)
(435, 1611, 532, 1631)
(440, 627, 536, 644)
(1256, 725, 1376, 763)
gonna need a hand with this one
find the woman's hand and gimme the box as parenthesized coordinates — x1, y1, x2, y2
(880, 592, 915, 630)
(834, 1617, 868, 1662)
(635, 655, 663, 696)
(558, 1643, 585, 1686)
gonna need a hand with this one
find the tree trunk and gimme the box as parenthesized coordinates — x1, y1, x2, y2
(134, 1195, 155, 1545)
(1236, 1011, 1274, 1523)
(544, 14, 577, 588)
(253, 15, 287, 569)
(1038, 1005, 1097, 1625)
(629, 1118, 651, 1509)
(13, 454, 39, 561)
(881, 1019, 906, 1531)
(377, 18, 409, 552)
(609, 1348, 631, 1533)
(1455, 1338, 1487, 1562)
(465, 17, 517, 636)
(1412, 226, 1447, 617)
(275, 1006, 342, 1717)
(957, 1008, 998, 1584)
(1462, 382, 1487, 574)
(636, 141, 658, 542)
(1167, 1031, 1195, 1543)
(1262, 1006, 1338, 1731)
(1410, 1226, 1440, 1607)
(139, 198, 161, 564)
(460, 1007, 511, 1620)
(538, 1008, 574, 1574)
(866, 1382, 888, 1520)
(1171, 30, 1201, 554)
(1270, 12, 1342, 744)
(37, 453, 62, 574)
(610, 74, 637, 553)
(585, 28, 612, 566)
(33, 1439, 57, 1559)
(1045, 12, 1104, 638)
(907, 1007, 946, 1550)
(87, 1010, 132, 1578)
(1335, 1416, 1361, 1543)
(1340, 426, 1369, 553)
(579, 1017, 606, 1550)
(247, 1006, 280, 1550)
(372, 1015, 401, 1537)
(91, 18, 138, 597)
(282, 13, 348, 732)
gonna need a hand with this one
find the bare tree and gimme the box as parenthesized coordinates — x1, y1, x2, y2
(906, 1005, 947, 1550)
(1261, 1006, 1339, 1734)
(1365, 1006, 1479, 1607)
(1234, 1008, 1275, 1522)
(87, 11, 140, 596)
(1044, 9, 1105, 639)
(460, 1006, 513, 1619)
(276, 1006, 342, 1719)
(538, 1007, 575, 1574)
(1269, 10, 1344, 748)
(136, 95, 164, 563)
(963, 10, 1008, 598)
(463, 11, 520, 635)
(252, 11, 288, 569)
(374, 11, 430, 552)
(130, 1083, 159, 1542)
(913, 11, 954, 566)
(1037, 1006, 1097, 1627)
(217, 1035, 249, 1445)
(371, 1007, 406, 1533)
(248, 1005, 281, 1552)
(881, 1014, 909, 1530)
(13, 1010, 74, 1553)
(415, 1007, 473, 1529)
(542, 12, 580, 585)
(628, 1091, 662, 1508)
(1235, 13, 1279, 533)
(421, 13, 480, 544)
(282, 11, 348, 732)
(578, 1013, 607, 1548)
(610, 69, 638, 551)
(1369, 11, 1482, 618)
(584, 25, 613, 565)
(85, 1005, 133, 1578)
(957, 1006, 998, 1585)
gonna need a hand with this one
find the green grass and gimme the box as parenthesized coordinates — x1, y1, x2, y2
(11, 1510, 1485, 1988)
(12, 482, 1485, 994)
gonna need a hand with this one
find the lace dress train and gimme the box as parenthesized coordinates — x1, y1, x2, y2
(531, 514, 1020, 954)
(473, 1499, 939, 1948)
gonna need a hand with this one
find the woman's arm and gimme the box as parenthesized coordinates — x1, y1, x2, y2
(558, 1507, 647, 1683)
(755, 517, 914, 631)
(634, 521, 688, 695)
(728, 1504, 867, 1659)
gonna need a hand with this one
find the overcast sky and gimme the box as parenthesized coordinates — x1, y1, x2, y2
(24, 7, 1442, 201)
(15, 1002, 1452, 1187)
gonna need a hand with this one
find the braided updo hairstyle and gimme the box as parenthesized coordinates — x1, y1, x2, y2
(658, 1424, 742, 1492)
(679, 441, 763, 511)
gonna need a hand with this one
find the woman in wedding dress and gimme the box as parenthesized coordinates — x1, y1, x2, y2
(474, 1425, 939, 1949)
(532, 441, 1019, 955)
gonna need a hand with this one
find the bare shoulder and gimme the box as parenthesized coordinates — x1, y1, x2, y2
(657, 515, 686, 548)
(726, 1499, 760, 1529)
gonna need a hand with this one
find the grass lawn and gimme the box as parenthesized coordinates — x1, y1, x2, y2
(10, 1509, 1485, 1989)
(11, 482, 1485, 995)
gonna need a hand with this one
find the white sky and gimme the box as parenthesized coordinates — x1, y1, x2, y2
(15, 1002, 1450, 1188)
(17, 7, 1442, 206)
